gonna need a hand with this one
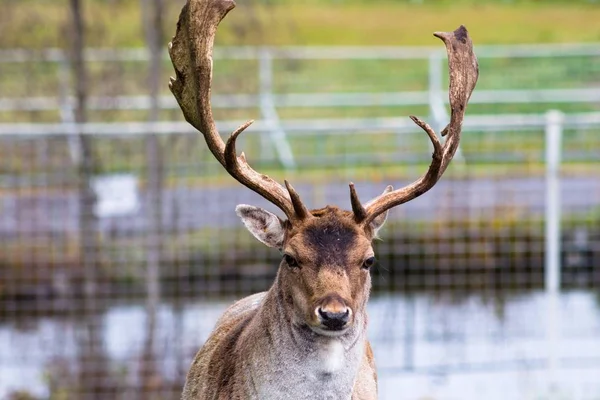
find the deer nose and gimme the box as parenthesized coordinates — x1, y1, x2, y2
(317, 307, 350, 330)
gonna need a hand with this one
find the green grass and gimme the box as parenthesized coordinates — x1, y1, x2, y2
(0, 0, 598, 182)
(1, 1, 600, 49)
(2, 54, 600, 124)
(1, 1, 600, 123)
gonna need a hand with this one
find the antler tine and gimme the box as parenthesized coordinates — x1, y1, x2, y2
(349, 183, 367, 222)
(357, 25, 479, 227)
(224, 121, 305, 220)
(284, 180, 312, 220)
(168, 0, 304, 221)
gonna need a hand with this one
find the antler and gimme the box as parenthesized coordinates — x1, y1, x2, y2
(168, 0, 310, 222)
(353, 25, 479, 228)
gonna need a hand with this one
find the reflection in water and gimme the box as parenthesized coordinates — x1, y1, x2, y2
(1, 291, 600, 399)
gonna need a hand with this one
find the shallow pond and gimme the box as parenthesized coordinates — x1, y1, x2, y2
(1, 290, 600, 399)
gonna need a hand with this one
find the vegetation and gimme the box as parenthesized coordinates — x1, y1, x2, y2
(1, 207, 598, 300)
(1, 0, 600, 49)
(2, 0, 599, 127)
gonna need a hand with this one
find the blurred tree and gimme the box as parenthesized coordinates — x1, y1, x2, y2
(138, 0, 164, 397)
(68, 0, 98, 296)
(68, 1, 112, 398)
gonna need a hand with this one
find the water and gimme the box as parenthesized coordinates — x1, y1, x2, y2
(1, 290, 600, 399)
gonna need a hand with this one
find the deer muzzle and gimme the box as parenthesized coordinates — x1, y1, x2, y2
(315, 295, 352, 331)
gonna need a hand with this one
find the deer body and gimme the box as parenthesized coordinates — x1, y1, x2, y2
(182, 290, 376, 400)
(182, 209, 379, 400)
(168, 0, 478, 398)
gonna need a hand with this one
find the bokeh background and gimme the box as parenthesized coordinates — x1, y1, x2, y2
(1, 0, 600, 399)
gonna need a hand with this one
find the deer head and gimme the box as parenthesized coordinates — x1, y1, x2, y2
(169, 0, 478, 338)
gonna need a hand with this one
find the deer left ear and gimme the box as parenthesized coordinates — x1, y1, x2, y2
(369, 210, 389, 236)
(236, 205, 285, 249)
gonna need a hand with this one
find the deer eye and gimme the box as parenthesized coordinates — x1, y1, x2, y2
(362, 257, 376, 270)
(284, 254, 299, 268)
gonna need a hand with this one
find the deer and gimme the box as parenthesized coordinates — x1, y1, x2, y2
(168, 0, 478, 398)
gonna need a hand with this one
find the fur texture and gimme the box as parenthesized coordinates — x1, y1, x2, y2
(182, 206, 384, 400)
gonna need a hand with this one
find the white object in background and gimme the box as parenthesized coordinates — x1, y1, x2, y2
(92, 173, 140, 218)
(544, 109, 564, 398)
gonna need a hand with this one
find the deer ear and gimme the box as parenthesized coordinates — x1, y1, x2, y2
(366, 185, 393, 236)
(236, 205, 285, 249)
(370, 211, 388, 236)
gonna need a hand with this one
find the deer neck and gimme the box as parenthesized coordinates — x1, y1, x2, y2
(247, 279, 368, 400)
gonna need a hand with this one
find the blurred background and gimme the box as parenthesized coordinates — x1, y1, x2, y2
(1, 0, 599, 399)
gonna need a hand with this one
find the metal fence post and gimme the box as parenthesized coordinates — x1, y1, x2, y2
(258, 47, 295, 170)
(545, 109, 563, 396)
(428, 50, 447, 134)
(258, 48, 274, 162)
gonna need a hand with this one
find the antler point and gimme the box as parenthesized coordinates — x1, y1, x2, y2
(170, 0, 301, 223)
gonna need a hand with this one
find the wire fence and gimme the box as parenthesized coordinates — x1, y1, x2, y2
(0, 44, 599, 399)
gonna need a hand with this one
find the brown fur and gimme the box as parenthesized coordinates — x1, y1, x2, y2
(182, 207, 379, 400)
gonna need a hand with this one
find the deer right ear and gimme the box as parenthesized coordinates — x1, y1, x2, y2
(236, 205, 285, 249)
(365, 185, 393, 237)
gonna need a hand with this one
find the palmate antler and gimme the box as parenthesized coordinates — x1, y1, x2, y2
(168, 0, 310, 223)
(351, 26, 479, 227)
(169, 0, 478, 227)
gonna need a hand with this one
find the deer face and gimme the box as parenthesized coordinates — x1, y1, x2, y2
(237, 200, 388, 337)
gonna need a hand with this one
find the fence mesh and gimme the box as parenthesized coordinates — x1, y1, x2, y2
(1, 45, 600, 399)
